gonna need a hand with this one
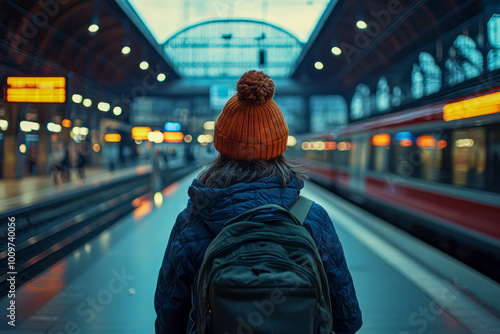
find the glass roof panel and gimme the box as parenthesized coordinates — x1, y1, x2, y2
(127, 0, 331, 44)
(163, 20, 303, 78)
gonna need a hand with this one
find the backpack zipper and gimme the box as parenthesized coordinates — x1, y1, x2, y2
(207, 257, 321, 294)
(196, 233, 331, 333)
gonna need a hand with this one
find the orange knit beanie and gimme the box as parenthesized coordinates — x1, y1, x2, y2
(213, 70, 289, 160)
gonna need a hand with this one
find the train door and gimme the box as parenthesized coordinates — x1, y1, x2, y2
(350, 134, 368, 201)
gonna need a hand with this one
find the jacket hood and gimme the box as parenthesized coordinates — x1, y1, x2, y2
(187, 175, 303, 235)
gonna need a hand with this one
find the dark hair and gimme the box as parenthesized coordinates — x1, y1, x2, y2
(198, 154, 307, 189)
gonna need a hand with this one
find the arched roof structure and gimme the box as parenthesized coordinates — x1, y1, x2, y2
(163, 19, 303, 78)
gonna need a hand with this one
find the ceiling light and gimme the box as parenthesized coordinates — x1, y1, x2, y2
(331, 47, 342, 56)
(157, 73, 166, 82)
(47, 122, 62, 133)
(314, 61, 324, 70)
(97, 102, 110, 112)
(72, 94, 83, 103)
(356, 20, 367, 30)
(88, 24, 99, 33)
(140, 61, 149, 70)
(122, 46, 131, 55)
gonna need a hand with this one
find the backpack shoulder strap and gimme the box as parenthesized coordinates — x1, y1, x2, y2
(289, 196, 314, 225)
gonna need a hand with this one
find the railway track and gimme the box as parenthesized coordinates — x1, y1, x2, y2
(0, 165, 196, 296)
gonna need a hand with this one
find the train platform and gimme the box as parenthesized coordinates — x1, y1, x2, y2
(0, 158, 188, 213)
(0, 165, 150, 213)
(2, 172, 499, 334)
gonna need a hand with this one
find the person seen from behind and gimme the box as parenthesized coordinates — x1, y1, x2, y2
(154, 70, 362, 334)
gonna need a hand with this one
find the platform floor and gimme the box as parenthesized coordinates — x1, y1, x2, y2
(2, 172, 500, 333)
(0, 158, 188, 212)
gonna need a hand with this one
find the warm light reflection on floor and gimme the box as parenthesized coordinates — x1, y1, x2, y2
(133, 201, 152, 222)
(162, 182, 179, 198)
(20, 261, 67, 319)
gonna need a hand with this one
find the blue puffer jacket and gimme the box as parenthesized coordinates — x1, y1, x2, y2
(154, 175, 362, 334)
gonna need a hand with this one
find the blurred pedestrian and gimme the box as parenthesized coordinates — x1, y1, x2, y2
(28, 144, 37, 175)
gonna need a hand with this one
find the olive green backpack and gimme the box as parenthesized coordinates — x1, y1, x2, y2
(193, 196, 332, 334)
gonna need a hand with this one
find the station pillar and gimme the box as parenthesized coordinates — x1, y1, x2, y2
(2, 104, 22, 179)
(37, 107, 49, 175)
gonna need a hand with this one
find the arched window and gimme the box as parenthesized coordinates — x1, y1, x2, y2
(350, 84, 371, 120)
(376, 77, 390, 112)
(411, 64, 424, 99)
(310, 95, 347, 132)
(487, 14, 500, 71)
(419, 52, 442, 95)
(391, 86, 402, 107)
(446, 35, 483, 85)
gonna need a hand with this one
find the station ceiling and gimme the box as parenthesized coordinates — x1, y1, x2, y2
(291, 0, 485, 94)
(0, 0, 489, 99)
(0, 0, 179, 93)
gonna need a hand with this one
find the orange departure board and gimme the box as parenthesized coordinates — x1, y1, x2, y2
(5, 77, 66, 103)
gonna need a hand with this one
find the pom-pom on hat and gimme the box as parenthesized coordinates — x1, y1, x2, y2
(214, 70, 289, 160)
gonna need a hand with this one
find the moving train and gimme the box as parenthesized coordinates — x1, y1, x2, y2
(287, 85, 500, 281)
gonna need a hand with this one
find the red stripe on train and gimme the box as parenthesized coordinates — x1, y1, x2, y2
(306, 164, 350, 188)
(365, 176, 500, 240)
(306, 165, 500, 241)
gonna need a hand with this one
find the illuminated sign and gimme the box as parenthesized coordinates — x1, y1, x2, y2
(104, 133, 121, 142)
(5, 77, 66, 103)
(164, 131, 184, 143)
(164, 122, 181, 132)
(132, 127, 151, 140)
(443, 91, 500, 121)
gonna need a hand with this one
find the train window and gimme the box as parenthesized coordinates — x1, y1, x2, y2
(337, 140, 351, 166)
(400, 132, 448, 181)
(392, 132, 415, 177)
(451, 127, 486, 189)
(487, 124, 500, 192)
(369, 134, 390, 172)
(422, 135, 444, 181)
(487, 14, 500, 71)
